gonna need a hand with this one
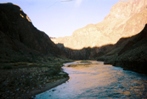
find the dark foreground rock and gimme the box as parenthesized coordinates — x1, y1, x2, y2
(0, 3, 69, 99)
(0, 3, 63, 63)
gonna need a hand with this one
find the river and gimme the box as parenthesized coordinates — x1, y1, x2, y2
(35, 61, 147, 99)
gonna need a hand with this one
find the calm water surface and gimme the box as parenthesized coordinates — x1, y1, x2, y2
(35, 61, 147, 99)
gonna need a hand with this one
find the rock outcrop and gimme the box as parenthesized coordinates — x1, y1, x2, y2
(52, 0, 147, 49)
(0, 3, 62, 62)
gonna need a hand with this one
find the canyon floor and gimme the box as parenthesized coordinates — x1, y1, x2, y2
(0, 58, 71, 99)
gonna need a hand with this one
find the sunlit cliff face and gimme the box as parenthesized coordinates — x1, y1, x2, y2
(107, 0, 147, 19)
(51, 0, 147, 49)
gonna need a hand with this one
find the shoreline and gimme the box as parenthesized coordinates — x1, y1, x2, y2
(0, 61, 71, 99)
(29, 77, 69, 99)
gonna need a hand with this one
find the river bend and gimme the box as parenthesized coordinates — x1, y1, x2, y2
(35, 61, 147, 99)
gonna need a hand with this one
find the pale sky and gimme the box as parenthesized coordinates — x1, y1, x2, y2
(0, 0, 119, 37)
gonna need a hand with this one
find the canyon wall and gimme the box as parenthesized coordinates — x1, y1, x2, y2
(0, 3, 62, 62)
(52, 0, 147, 49)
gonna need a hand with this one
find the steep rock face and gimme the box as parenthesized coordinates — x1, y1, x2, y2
(52, 0, 147, 49)
(0, 3, 61, 62)
(97, 24, 147, 74)
(95, 25, 147, 74)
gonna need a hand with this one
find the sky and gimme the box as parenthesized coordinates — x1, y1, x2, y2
(0, 0, 119, 37)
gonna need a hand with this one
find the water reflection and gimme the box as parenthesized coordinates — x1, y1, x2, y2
(35, 61, 147, 99)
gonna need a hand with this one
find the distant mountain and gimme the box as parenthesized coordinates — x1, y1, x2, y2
(52, 0, 147, 49)
(0, 3, 62, 62)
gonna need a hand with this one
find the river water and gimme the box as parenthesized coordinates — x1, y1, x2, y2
(35, 61, 147, 99)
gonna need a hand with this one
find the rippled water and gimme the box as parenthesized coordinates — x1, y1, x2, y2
(35, 61, 147, 99)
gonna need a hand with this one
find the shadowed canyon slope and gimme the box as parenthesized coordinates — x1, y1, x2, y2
(0, 3, 69, 99)
(52, 0, 147, 49)
(96, 24, 147, 74)
(0, 3, 62, 62)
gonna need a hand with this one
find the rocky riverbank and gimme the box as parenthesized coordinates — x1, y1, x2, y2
(0, 58, 70, 99)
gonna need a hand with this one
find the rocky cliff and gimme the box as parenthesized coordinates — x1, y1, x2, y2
(52, 0, 147, 49)
(0, 3, 69, 99)
(0, 3, 62, 62)
(97, 24, 147, 74)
